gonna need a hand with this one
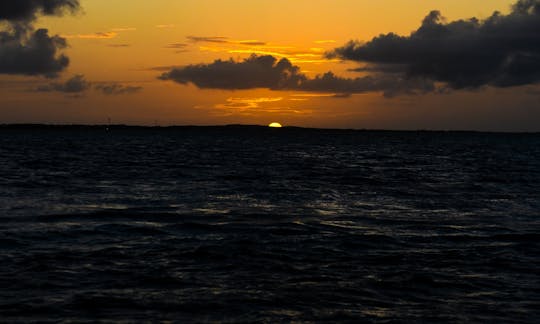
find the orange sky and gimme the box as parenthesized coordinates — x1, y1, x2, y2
(1, 0, 539, 131)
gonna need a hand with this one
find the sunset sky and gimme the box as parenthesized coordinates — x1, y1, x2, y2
(1, 0, 539, 130)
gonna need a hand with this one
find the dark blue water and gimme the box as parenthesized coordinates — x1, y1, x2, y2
(0, 126, 539, 322)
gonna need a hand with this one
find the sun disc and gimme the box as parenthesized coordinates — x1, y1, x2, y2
(268, 122, 282, 128)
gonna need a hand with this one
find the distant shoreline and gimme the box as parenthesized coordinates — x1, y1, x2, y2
(0, 124, 538, 134)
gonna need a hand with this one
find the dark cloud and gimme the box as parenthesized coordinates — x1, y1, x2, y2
(0, 28, 70, 77)
(35, 74, 90, 93)
(33, 76, 142, 96)
(300, 72, 435, 98)
(329, 0, 540, 89)
(95, 83, 143, 95)
(0, 0, 80, 22)
(159, 55, 306, 90)
(348, 64, 406, 74)
(0, 0, 80, 77)
(159, 54, 435, 97)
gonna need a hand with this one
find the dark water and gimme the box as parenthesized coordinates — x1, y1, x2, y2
(0, 126, 539, 322)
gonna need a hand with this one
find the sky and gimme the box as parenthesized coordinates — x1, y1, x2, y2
(1, 0, 539, 131)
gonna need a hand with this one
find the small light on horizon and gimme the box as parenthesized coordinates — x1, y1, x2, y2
(268, 122, 283, 128)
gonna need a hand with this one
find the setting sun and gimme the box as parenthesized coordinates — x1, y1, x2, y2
(268, 122, 283, 128)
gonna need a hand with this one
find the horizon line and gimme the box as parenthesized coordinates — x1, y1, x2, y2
(0, 123, 539, 134)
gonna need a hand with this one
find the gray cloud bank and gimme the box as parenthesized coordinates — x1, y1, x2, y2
(159, 54, 434, 97)
(329, 0, 540, 89)
(0, 0, 80, 77)
(36, 74, 90, 93)
(95, 83, 143, 95)
(34, 74, 143, 96)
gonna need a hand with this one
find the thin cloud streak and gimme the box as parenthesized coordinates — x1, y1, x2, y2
(107, 44, 131, 48)
(187, 36, 267, 46)
(166, 43, 188, 49)
(62, 32, 118, 39)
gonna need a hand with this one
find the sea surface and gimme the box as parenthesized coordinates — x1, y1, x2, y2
(0, 126, 539, 322)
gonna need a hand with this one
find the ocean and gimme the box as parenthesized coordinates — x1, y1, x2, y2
(0, 125, 539, 322)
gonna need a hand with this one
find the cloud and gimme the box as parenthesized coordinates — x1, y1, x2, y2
(0, 0, 80, 78)
(291, 93, 352, 99)
(159, 54, 435, 97)
(0, 28, 70, 77)
(187, 36, 229, 43)
(159, 55, 306, 90)
(165, 43, 189, 53)
(238, 40, 267, 46)
(166, 43, 188, 49)
(33, 76, 142, 96)
(187, 36, 266, 46)
(300, 72, 435, 98)
(0, 0, 80, 22)
(95, 83, 143, 95)
(62, 32, 117, 39)
(35, 74, 91, 93)
(348, 64, 406, 74)
(107, 44, 131, 48)
(329, 0, 540, 89)
(63, 26, 137, 40)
